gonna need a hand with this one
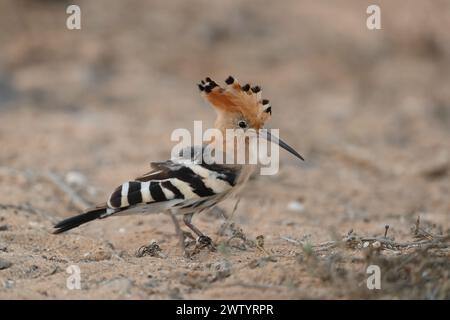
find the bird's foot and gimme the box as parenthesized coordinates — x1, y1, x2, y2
(182, 235, 216, 258)
(197, 235, 212, 245)
(196, 235, 216, 251)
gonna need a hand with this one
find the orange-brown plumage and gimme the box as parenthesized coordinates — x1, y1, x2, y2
(198, 76, 272, 130)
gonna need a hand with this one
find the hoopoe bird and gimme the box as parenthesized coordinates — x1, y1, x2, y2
(54, 76, 304, 252)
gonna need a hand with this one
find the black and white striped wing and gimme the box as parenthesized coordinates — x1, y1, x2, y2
(105, 159, 239, 215)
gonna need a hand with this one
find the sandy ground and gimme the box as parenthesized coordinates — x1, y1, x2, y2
(0, 0, 449, 299)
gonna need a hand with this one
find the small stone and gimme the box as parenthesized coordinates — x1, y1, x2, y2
(287, 201, 305, 212)
(0, 258, 12, 270)
(0, 225, 8, 231)
(4, 279, 14, 288)
(372, 241, 381, 248)
(144, 279, 160, 288)
(102, 278, 133, 295)
(211, 260, 232, 279)
(168, 287, 183, 299)
(363, 241, 370, 248)
(28, 221, 42, 228)
(65, 171, 87, 187)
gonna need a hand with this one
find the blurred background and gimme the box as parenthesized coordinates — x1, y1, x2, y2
(0, 0, 449, 299)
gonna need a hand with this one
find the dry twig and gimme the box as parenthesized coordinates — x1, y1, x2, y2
(44, 171, 91, 211)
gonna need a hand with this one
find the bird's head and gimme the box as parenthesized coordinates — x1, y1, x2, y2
(198, 76, 304, 161)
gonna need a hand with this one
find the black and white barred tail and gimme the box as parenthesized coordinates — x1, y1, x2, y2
(53, 207, 111, 234)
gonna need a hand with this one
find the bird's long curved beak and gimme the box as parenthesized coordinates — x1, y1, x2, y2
(259, 129, 304, 161)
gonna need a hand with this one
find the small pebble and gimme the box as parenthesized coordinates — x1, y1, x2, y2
(65, 171, 87, 187)
(0, 225, 8, 231)
(0, 258, 12, 270)
(287, 201, 305, 212)
(211, 260, 232, 279)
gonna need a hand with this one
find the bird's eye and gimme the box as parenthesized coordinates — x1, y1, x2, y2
(238, 120, 247, 128)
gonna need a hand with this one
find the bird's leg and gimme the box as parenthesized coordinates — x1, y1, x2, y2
(183, 213, 213, 247)
(168, 209, 187, 254)
(182, 213, 203, 237)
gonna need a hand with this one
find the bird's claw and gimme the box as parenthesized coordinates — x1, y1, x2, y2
(196, 235, 216, 251)
(197, 235, 212, 245)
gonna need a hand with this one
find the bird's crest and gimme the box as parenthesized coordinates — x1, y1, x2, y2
(198, 76, 272, 129)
